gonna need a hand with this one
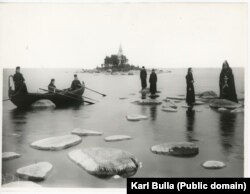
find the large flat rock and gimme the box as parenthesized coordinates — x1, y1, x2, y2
(230, 108, 244, 113)
(31, 100, 56, 108)
(105, 135, 132, 142)
(68, 147, 140, 178)
(31, 135, 82, 151)
(209, 99, 242, 109)
(72, 128, 103, 136)
(151, 142, 199, 157)
(202, 160, 226, 169)
(2, 152, 21, 161)
(134, 99, 162, 105)
(198, 91, 218, 99)
(16, 162, 53, 181)
(3, 181, 42, 188)
(126, 114, 148, 121)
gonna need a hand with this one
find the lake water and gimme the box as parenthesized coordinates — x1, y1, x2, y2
(2, 68, 244, 188)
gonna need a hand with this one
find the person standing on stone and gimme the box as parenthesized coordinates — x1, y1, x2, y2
(149, 69, 157, 95)
(70, 74, 82, 91)
(13, 66, 28, 94)
(48, 79, 56, 93)
(140, 66, 147, 90)
(219, 60, 238, 103)
(186, 67, 195, 106)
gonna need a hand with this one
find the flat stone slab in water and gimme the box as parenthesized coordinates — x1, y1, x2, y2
(2, 152, 21, 161)
(72, 128, 103, 136)
(194, 101, 205, 105)
(104, 135, 132, 142)
(218, 108, 229, 112)
(151, 142, 199, 157)
(3, 181, 42, 188)
(134, 99, 162, 105)
(198, 91, 218, 99)
(16, 162, 53, 181)
(166, 96, 185, 100)
(31, 100, 56, 108)
(68, 147, 140, 177)
(230, 108, 244, 113)
(162, 107, 178, 112)
(209, 99, 242, 109)
(202, 160, 226, 169)
(126, 114, 148, 121)
(31, 135, 82, 151)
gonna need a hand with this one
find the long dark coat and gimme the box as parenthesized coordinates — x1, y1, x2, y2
(149, 72, 157, 94)
(140, 69, 147, 89)
(219, 68, 238, 103)
(186, 73, 195, 106)
(13, 72, 28, 94)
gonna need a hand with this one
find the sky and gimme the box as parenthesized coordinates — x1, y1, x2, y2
(0, 3, 247, 69)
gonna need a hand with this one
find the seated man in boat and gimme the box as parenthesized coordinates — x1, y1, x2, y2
(70, 74, 82, 91)
(48, 79, 57, 93)
(13, 66, 28, 94)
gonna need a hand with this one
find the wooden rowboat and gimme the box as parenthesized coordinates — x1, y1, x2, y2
(8, 76, 85, 108)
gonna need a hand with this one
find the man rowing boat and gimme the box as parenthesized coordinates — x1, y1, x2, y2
(70, 74, 82, 91)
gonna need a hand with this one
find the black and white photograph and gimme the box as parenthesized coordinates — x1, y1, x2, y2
(0, 1, 247, 192)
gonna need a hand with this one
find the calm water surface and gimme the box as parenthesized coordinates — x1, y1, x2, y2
(2, 68, 244, 187)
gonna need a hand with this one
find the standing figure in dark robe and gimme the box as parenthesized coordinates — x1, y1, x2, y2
(13, 66, 28, 94)
(186, 68, 195, 106)
(140, 66, 147, 89)
(70, 74, 82, 91)
(149, 69, 157, 95)
(48, 79, 56, 93)
(219, 60, 238, 103)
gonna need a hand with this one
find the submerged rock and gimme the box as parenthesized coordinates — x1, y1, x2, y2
(68, 147, 140, 178)
(230, 108, 244, 113)
(72, 128, 103, 136)
(119, 97, 128, 100)
(134, 99, 162, 105)
(151, 142, 199, 157)
(16, 162, 53, 181)
(3, 181, 42, 188)
(198, 91, 218, 99)
(31, 100, 56, 108)
(104, 135, 132, 142)
(202, 160, 226, 169)
(126, 114, 148, 121)
(31, 135, 82, 151)
(162, 107, 178, 112)
(2, 152, 21, 161)
(209, 99, 242, 109)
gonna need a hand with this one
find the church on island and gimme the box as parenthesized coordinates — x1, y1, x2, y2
(97, 45, 140, 72)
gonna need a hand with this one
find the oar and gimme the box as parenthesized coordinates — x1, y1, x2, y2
(39, 88, 95, 105)
(3, 99, 10, 102)
(39, 88, 98, 102)
(85, 86, 107, 97)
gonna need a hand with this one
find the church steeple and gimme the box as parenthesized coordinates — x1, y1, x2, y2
(118, 44, 123, 56)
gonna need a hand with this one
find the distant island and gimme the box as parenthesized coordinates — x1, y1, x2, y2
(96, 45, 140, 72)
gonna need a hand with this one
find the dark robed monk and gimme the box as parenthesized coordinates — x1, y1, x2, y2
(13, 66, 28, 94)
(149, 69, 157, 95)
(140, 66, 147, 89)
(186, 68, 195, 106)
(48, 79, 56, 93)
(219, 60, 238, 103)
(70, 74, 82, 91)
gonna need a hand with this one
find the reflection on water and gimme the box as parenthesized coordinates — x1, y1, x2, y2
(218, 112, 236, 155)
(149, 106, 157, 121)
(185, 108, 197, 142)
